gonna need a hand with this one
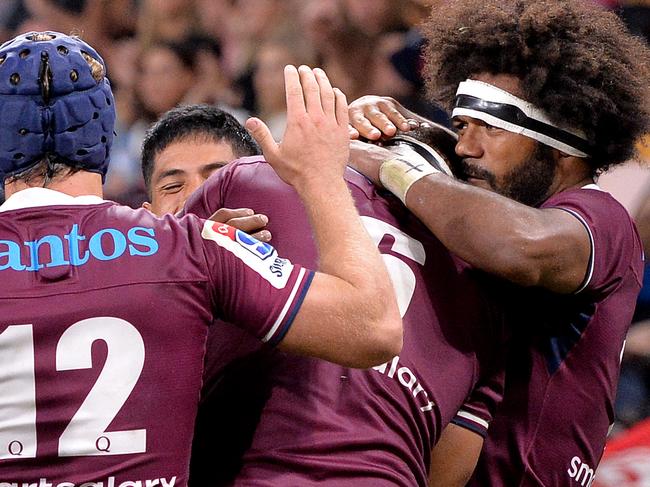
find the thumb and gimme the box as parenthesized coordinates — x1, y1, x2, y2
(246, 117, 278, 159)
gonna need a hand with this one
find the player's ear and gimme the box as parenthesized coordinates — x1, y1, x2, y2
(142, 201, 153, 213)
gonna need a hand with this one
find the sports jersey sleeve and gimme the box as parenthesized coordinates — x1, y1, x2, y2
(451, 368, 505, 438)
(542, 188, 644, 295)
(451, 270, 509, 438)
(194, 217, 314, 346)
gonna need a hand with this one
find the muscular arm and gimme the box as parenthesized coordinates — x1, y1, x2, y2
(247, 66, 402, 368)
(404, 174, 591, 293)
(282, 176, 402, 367)
(347, 98, 592, 294)
(429, 424, 484, 487)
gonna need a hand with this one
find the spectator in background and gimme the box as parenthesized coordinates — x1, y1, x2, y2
(341, 0, 449, 124)
(12, 0, 136, 54)
(137, 0, 196, 46)
(616, 167, 650, 428)
(251, 38, 314, 140)
(0, 0, 24, 40)
(299, 0, 374, 102)
(105, 39, 198, 205)
(107, 35, 246, 206)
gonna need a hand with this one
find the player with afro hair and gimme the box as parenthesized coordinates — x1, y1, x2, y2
(421, 0, 650, 175)
(347, 1, 649, 485)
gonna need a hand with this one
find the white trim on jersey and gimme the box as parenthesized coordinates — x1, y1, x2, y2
(559, 208, 596, 295)
(581, 183, 603, 191)
(456, 410, 490, 430)
(0, 187, 105, 212)
(263, 267, 307, 343)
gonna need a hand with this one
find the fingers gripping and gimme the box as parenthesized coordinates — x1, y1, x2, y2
(348, 95, 416, 140)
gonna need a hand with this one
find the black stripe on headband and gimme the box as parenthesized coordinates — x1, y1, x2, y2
(385, 136, 441, 167)
(454, 95, 592, 156)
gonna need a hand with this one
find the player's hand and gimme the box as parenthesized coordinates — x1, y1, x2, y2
(208, 207, 271, 242)
(348, 140, 392, 187)
(348, 95, 424, 141)
(245, 65, 350, 188)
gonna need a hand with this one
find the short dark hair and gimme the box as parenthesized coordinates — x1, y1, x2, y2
(141, 104, 261, 192)
(421, 0, 650, 174)
(6, 156, 83, 187)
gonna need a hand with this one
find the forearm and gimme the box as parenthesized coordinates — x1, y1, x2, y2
(429, 423, 483, 487)
(405, 174, 558, 288)
(290, 177, 402, 366)
(249, 65, 402, 365)
(298, 177, 394, 308)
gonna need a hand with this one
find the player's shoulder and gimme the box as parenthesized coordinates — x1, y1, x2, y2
(204, 156, 285, 195)
(211, 155, 270, 182)
(543, 185, 632, 222)
(101, 204, 213, 252)
(542, 185, 640, 252)
(544, 185, 643, 293)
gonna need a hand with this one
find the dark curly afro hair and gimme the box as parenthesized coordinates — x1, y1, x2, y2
(421, 0, 650, 174)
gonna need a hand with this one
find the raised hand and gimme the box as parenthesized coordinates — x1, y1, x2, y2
(245, 65, 349, 189)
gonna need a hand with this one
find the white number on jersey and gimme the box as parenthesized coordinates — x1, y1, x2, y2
(0, 324, 37, 459)
(361, 216, 426, 317)
(0, 317, 146, 460)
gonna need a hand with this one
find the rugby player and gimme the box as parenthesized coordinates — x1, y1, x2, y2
(141, 104, 261, 217)
(140, 103, 271, 242)
(0, 32, 402, 484)
(346, 0, 649, 485)
(155, 125, 507, 484)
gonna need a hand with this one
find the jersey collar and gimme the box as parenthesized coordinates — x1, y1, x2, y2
(0, 187, 106, 213)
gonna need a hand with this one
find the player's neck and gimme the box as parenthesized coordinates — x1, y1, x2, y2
(4, 171, 104, 199)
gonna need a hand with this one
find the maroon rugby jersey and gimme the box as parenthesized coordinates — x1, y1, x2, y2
(184, 157, 507, 486)
(0, 187, 312, 485)
(466, 185, 644, 487)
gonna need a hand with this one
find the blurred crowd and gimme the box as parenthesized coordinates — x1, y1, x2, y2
(2, 0, 650, 435)
(0, 0, 454, 206)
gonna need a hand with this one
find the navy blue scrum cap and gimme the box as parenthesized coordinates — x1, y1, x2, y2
(0, 31, 116, 183)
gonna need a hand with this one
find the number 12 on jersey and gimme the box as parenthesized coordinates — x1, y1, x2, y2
(0, 317, 146, 460)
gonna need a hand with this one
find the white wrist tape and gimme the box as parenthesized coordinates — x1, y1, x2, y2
(379, 158, 438, 204)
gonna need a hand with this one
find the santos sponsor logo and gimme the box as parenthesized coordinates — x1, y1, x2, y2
(0, 476, 176, 487)
(373, 355, 435, 413)
(0, 224, 158, 272)
(567, 456, 596, 486)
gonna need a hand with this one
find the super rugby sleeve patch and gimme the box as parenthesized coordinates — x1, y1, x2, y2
(201, 221, 293, 289)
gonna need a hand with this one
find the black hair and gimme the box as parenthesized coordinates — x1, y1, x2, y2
(5, 156, 83, 187)
(141, 104, 261, 192)
(421, 0, 650, 174)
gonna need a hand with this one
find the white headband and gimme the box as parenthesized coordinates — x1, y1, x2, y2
(451, 79, 591, 158)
